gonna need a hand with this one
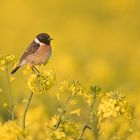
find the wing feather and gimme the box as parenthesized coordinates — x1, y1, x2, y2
(20, 41, 40, 61)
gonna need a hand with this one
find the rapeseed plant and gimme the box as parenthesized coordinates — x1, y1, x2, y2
(97, 91, 130, 124)
(0, 54, 136, 140)
(46, 117, 80, 140)
(0, 54, 15, 120)
(27, 68, 56, 93)
(0, 54, 15, 71)
(59, 80, 83, 96)
(0, 121, 24, 140)
(23, 69, 56, 129)
(55, 80, 83, 129)
(79, 86, 134, 140)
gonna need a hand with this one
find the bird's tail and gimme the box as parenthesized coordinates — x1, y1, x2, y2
(11, 65, 21, 74)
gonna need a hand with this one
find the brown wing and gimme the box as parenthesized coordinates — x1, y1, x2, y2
(20, 41, 40, 61)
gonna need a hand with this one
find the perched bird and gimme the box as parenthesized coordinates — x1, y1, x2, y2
(11, 33, 53, 74)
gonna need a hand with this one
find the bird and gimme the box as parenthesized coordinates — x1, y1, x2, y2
(11, 33, 53, 74)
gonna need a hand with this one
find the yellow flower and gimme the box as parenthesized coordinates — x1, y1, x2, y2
(46, 118, 79, 139)
(53, 129, 65, 139)
(27, 69, 56, 93)
(84, 91, 93, 106)
(97, 91, 130, 125)
(0, 121, 24, 140)
(70, 109, 81, 116)
(60, 80, 83, 96)
(70, 99, 77, 105)
(0, 54, 15, 71)
(10, 76, 15, 82)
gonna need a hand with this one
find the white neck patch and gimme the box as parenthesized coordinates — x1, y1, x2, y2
(34, 38, 41, 44)
(34, 37, 46, 46)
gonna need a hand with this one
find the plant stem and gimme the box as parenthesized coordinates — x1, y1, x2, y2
(22, 92, 33, 130)
(78, 88, 100, 140)
(54, 109, 65, 129)
(5, 68, 15, 120)
(92, 93, 99, 140)
(55, 92, 73, 129)
(78, 101, 94, 139)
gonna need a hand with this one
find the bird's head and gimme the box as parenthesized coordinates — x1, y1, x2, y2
(36, 33, 53, 45)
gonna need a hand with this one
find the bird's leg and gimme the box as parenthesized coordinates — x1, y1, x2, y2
(32, 67, 36, 74)
(33, 66, 40, 74)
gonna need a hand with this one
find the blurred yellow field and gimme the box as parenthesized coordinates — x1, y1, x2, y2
(0, 0, 140, 140)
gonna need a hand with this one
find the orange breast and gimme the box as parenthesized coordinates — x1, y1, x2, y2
(26, 44, 52, 65)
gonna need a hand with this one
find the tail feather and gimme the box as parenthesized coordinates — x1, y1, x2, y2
(11, 66, 21, 74)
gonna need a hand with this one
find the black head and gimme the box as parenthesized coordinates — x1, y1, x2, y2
(36, 33, 53, 45)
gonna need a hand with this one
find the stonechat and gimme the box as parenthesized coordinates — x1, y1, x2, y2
(11, 33, 53, 74)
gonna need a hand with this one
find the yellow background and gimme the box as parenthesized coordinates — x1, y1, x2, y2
(0, 0, 140, 139)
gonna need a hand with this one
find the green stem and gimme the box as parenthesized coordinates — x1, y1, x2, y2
(22, 92, 33, 130)
(92, 93, 99, 140)
(78, 88, 100, 140)
(55, 92, 73, 129)
(78, 100, 94, 139)
(5, 68, 14, 120)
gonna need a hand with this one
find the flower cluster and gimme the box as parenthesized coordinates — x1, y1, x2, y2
(45, 115, 79, 140)
(0, 121, 24, 140)
(83, 86, 102, 106)
(0, 54, 15, 71)
(97, 91, 130, 124)
(60, 80, 83, 96)
(27, 69, 56, 93)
